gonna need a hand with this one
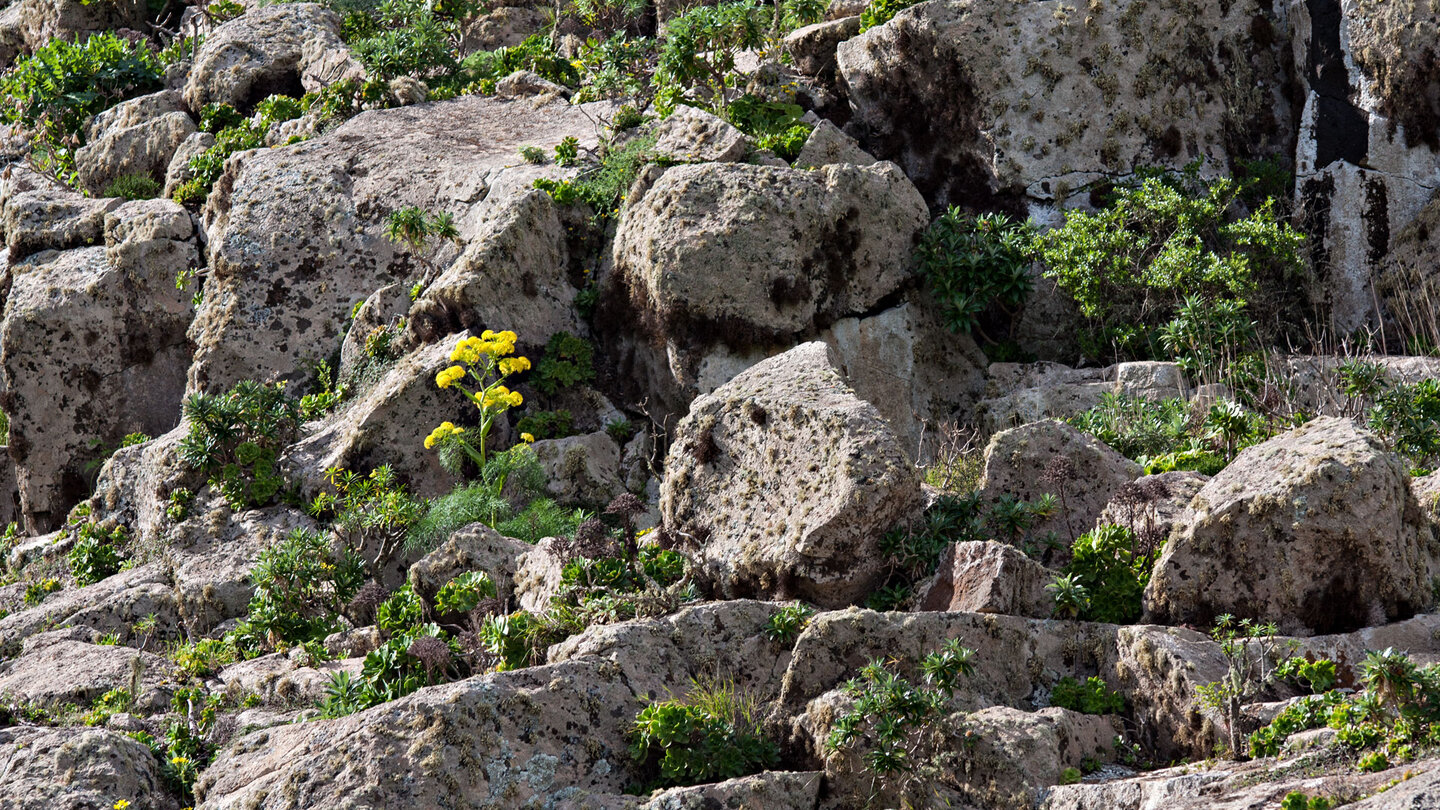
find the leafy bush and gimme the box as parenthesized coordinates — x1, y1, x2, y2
(1281, 793, 1335, 810)
(725, 95, 812, 162)
(172, 638, 239, 679)
(67, 516, 128, 587)
(309, 465, 423, 575)
(1036, 164, 1306, 364)
(433, 571, 496, 616)
(630, 681, 778, 789)
(103, 173, 162, 200)
(533, 133, 658, 224)
(172, 95, 307, 207)
(916, 209, 1035, 341)
(859, 0, 919, 31)
(533, 332, 596, 395)
(23, 577, 60, 606)
(826, 640, 977, 794)
(478, 610, 568, 671)
(376, 583, 424, 635)
(654, 1, 766, 114)
(1367, 378, 1440, 473)
(0, 32, 163, 178)
(520, 145, 546, 164)
(1060, 524, 1151, 624)
(321, 623, 462, 716)
(227, 527, 365, 655)
(346, 0, 476, 80)
(763, 604, 814, 643)
(515, 409, 576, 440)
(179, 380, 300, 511)
(1050, 677, 1124, 715)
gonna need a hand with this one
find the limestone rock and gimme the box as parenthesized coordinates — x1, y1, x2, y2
(978, 361, 1189, 435)
(0, 727, 178, 809)
(1145, 417, 1433, 634)
(0, 564, 179, 656)
(793, 118, 876, 169)
(532, 430, 625, 507)
(513, 536, 568, 613)
(784, 17, 861, 78)
(614, 161, 927, 347)
(462, 6, 549, 51)
(1097, 471, 1209, 546)
(837, 0, 1293, 208)
(661, 343, 922, 606)
(1, 185, 119, 261)
(642, 771, 823, 810)
(976, 420, 1141, 548)
(0, 0, 145, 64)
(183, 4, 345, 112)
(74, 90, 196, 195)
(194, 659, 639, 807)
(2, 200, 195, 531)
(407, 522, 530, 608)
(193, 95, 605, 394)
(651, 104, 750, 164)
(0, 640, 168, 710)
(217, 652, 361, 706)
(915, 540, 1053, 617)
(163, 130, 216, 198)
(958, 706, 1119, 807)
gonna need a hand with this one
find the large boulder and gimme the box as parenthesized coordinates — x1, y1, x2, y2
(613, 161, 927, 350)
(0, 727, 179, 809)
(1, 182, 118, 261)
(0, 638, 169, 710)
(836, 0, 1293, 209)
(660, 343, 922, 606)
(976, 420, 1141, 548)
(1145, 417, 1434, 634)
(407, 522, 530, 609)
(183, 3, 346, 112)
(650, 104, 750, 164)
(190, 94, 606, 394)
(0, 563, 180, 656)
(0, 0, 146, 67)
(914, 540, 1053, 617)
(532, 430, 626, 507)
(74, 91, 196, 196)
(2, 200, 196, 531)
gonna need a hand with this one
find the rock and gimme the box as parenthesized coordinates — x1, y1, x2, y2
(836, 0, 1293, 209)
(1, 185, 119, 261)
(651, 104, 750, 164)
(193, 95, 606, 394)
(661, 343, 922, 606)
(1292, 0, 1440, 334)
(978, 361, 1189, 435)
(0, 640, 168, 710)
(405, 188, 584, 349)
(549, 600, 791, 700)
(784, 17, 861, 78)
(2, 200, 196, 531)
(957, 706, 1119, 807)
(1097, 471, 1208, 547)
(217, 652, 361, 706)
(0, 727, 178, 810)
(194, 659, 640, 807)
(462, 6, 549, 51)
(642, 771, 824, 809)
(337, 282, 410, 383)
(1145, 417, 1433, 634)
(513, 536, 568, 613)
(792, 118, 876, 169)
(88, 425, 192, 555)
(168, 502, 317, 635)
(614, 161, 927, 349)
(74, 90, 196, 195)
(163, 130, 216, 198)
(183, 3, 345, 112)
(1110, 625, 1228, 760)
(914, 540, 1053, 617)
(532, 430, 625, 507)
(976, 420, 1141, 548)
(0, 563, 179, 656)
(1270, 355, 1440, 414)
(324, 625, 381, 658)
(0, 0, 145, 64)
(496, 69, 568, 99)
(407, 522, 530, 608)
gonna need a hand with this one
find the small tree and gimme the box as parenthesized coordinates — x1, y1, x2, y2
(654, 1, 766, 113)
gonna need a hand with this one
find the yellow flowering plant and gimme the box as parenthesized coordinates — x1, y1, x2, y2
(429, 330, 531, 467)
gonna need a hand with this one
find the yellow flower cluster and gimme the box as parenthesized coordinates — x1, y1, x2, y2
(435, 365, 465, 389)
(450, 330, 519, 364)
(482, 385, 523, 409)
(498, 356, 531, 375)
(424, 421, 465, 449)
(520, 432, 536, 443)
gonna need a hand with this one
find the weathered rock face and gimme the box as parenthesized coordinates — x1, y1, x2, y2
(183, 3, 345, 113)
(74, 90, 196, 195)
(1098, 471, 1209, 546)
(1146, 417, 1434, 634)
(191, 95, 604, 394)
(532, 430, 626, 507)
(407, 522, 530, 609)
(1292, 0, 1440, 335)
(0, 637, 168, 710)
(914, 540, 1053, 617)
(2, 199, 196, 531)
(837, 0, 1293, 209)
(2, 182, 119, 261)
(0, 726, 179, 810)
(977, 420, 1141, 547)
(651, 104, 750, 164)
(614, 161, 927, 349)
(793, 119, 876, 170)
(1376, 193, 1440, 344)
(194, 659, 640, 807)
(661, 343, 922, 606)
(0, 563, 179, 656)
(978, 361, 1189, 435)
(959, 706, 1119, 808)
(0, 0, 145, 67)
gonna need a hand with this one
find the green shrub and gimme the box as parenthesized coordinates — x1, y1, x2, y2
(179, 380, 300, 511)
(23, 577, 60, 605)
(631, 681, 779, 789)
(1368, 378, 1440, 473)
(520, 145, 546, 164)
(654, 1, 766, 114)
(384, 206, 457, 251)
(0, 32, 163, 178)
(309, 465, 423, 575)
(533, 133, 657, 223)
(858, 0, 919, 31)
(173, 95, 307, 207)
(763, 604, 813, 643)
(433, 571, 496, 616)
(1357, 750, 1389, 773)
(102, 173, 162, 200)
(82, 687, 132, 726)
(1281, 793, 1334, 810)
(321, 623, 462, 716)
(478, 610, 567, 671)
(67, 517, 127, 587)
(1050, 677, 1124, 715)
(515, 409, 576, 440)
(172, 639, 239, 679)
(724, 95, 812, 162)
(406, 445, 574, 549)
(533, 332, 596, 395)
(376, 584, 423, 635)
(1275, 656, 1339, 693)
(1061, 524, 1150, 624)
(916, 210, 1034, 341)
(1036, 164, 1305, 364)
(347, 0, 476, 80)
(226, 527, 364, 656)
(554, 136, 581, 167)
